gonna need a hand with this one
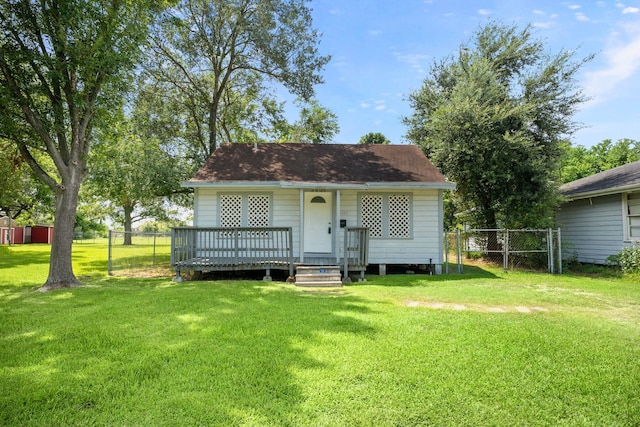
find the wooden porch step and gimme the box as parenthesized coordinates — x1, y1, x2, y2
(295, 265, 342, 287)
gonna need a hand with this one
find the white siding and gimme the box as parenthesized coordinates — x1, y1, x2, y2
(193, 187, 445, 265)
(272, 190, 301, 255)
(349, 189, 443, 265)
(556, 194, 629, 264)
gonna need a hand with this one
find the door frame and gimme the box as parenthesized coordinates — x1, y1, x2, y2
(302, 191, 334, 255)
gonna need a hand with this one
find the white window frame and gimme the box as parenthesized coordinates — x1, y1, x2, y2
(218, 193, 272, 228)
(623, 192, 640, 241)
(358, 192, 413, 239)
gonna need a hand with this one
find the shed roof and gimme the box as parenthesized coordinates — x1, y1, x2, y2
(560, 159, 640, 199)
(186, 143, 454, 189)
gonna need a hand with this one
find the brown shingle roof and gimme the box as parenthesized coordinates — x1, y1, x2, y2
(187, 143, 451, 185)
(560, 159, 640, 198)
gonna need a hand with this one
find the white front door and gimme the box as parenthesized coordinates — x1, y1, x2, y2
(304, 192, 333, 253)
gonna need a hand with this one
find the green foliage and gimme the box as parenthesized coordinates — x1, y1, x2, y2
(87, 114, 188, 237)
(282, 99, 340, 144)
(142, 0, 331, 159)
(561, 138, 640, 183)
(0, 0, 168, 287)
(607, 243, 640, 275)
(405, 22, 592, 229)
(140, 218, 188, 233)
(0, 141, 54, 224)
(358, 132, 391, 145)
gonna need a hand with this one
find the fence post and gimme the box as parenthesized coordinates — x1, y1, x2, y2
(444, 232, 449, 274)
(153, 233, 157, 266)
(557, 228, 562, 274)
(456, 229, 462, 274)
(108, 230, 113, 276)
(547, 228, 554, 274)
(503, 229, 509, 272)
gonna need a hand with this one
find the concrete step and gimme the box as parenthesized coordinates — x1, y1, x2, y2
(295, 265, 342, 287)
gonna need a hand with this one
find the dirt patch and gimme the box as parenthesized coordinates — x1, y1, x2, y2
(405, 300, 550, 314)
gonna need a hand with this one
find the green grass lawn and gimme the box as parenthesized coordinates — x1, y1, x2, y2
(1, 243, 639, 426)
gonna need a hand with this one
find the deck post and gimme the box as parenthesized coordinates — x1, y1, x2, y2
(343, 239, 349, 280)
(288, 227, 295, 277)
(379, 264, 386, 276)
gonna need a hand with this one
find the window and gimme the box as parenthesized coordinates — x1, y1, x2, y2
(359, 193, 412, 238)
(625, 192, 640, 240)
(219, 194, 271, 227)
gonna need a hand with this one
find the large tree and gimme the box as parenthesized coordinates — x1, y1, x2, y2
(0, 0, 164, 290)
(87, 117, 186, 245)
(405, 22, 592, 229)
(143, 0, 330, 161)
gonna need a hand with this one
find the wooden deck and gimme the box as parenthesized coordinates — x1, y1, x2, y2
(171, 226, 368, 281)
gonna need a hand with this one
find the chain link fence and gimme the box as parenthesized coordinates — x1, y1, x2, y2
(444, 229, 562, 273)
(108, 231, 173, 277)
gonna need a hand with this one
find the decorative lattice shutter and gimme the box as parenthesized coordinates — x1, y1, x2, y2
(247, 195, 270, 227)
(361, 195, 384, 237)
(220, 195, 243, 227)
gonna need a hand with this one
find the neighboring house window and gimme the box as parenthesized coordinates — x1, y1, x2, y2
(625, 192, 640, 240)
(219, 194, 271, 227)
(360, 193, 412, 238)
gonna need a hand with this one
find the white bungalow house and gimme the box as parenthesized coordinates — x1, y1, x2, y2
(171, 143, 455, 283)
(556, 159, 640, 264)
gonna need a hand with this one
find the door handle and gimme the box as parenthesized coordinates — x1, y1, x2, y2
(328, 227, 331, 234)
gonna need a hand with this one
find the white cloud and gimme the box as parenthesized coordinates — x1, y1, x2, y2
(369, 30, 382, 36)
(393, 52, 430, 75)
(478, 9, 492, 15)
(569, 4, 582, 9)
(533, 21, 554, 29)
(360, 102, 371, 109)
(623, 7, 640, 13)
(375, 105, 386, 111)
(576, 12, 591, 21)
(583, 21, 640, 105)
(533, 9, 545, 15)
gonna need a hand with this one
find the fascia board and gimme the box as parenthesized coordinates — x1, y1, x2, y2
(184, 180, 457, 190)
(562, 184, 640, 201)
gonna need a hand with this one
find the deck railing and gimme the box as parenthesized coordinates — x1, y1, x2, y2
(171, 226, 370, 281)
(343, 227, 369, 280)
(171, 227, 294, 279)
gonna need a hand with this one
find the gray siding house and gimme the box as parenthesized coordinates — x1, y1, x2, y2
(177, 143, 455, 278)
(557, 160, 640, 264)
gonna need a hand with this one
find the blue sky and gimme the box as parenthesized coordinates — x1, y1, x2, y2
(303, 0, 640, 147)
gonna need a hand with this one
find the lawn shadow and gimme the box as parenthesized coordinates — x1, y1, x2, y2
(0, 246, 51, 269)
(0, 279, 378, 425)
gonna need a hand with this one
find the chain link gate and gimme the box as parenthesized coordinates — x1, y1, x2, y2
(444, 229, 562, 274)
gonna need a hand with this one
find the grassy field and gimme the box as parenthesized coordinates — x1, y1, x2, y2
(1, 243, 639, 426)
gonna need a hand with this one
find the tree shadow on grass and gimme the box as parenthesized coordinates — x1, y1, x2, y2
(0, 246, 51, 270)
(0, 280, 377, 426)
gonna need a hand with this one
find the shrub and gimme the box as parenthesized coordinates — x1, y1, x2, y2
(606, 243, 640, 274)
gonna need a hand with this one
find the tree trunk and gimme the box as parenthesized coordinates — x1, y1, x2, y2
(123, 204, 134, 246)
(208, 100, 218, 157)
(39, 182, 82, 291)
(7, 214, 11, 246)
